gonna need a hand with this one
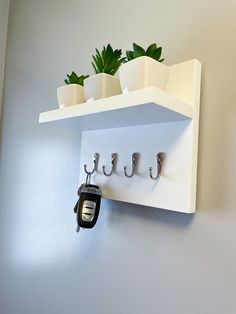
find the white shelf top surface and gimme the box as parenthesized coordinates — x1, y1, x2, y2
(39, 87, 193, 131)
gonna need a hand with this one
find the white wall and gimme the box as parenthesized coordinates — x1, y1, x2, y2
(0, 0, 9, 120)
(0, 0, 236, 313)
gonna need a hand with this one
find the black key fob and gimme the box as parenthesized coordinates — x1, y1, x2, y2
(75, 183, 101, 229)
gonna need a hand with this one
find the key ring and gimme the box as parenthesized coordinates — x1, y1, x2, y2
(86, 173, 91, 185)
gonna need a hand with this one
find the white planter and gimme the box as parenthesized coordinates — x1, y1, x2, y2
(119, 56, 169, 93)
(84, 73, 121, 101)
(57, 84, 85, 108)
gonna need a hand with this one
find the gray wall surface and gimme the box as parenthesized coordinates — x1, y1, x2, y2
(0, 0, 236, 313)
(0, 0, 9, 120)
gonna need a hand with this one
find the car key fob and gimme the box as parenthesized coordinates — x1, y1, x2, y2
(75, 183, 101, 229)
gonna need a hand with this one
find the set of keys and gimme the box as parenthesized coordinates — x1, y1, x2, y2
(73, 173, 102, 232)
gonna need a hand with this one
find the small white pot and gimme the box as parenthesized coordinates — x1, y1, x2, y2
(119, 56, 169, 93)
(84, 73, 121, 101)
(57, 84, 85, 108)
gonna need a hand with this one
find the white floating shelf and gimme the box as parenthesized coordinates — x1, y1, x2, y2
(39, 87, 193, 131)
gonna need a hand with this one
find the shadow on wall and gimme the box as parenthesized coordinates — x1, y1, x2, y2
(103, 199, 194, 229)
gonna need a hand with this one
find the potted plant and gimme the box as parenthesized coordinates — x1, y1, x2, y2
(84, 44, 126, 101)
(57, 71, 89, 108)
(119, 42, 169, 93)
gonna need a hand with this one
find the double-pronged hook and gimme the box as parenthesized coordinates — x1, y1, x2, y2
(149, 153, 164, 180)
(102, 153, 118, 176)
(84, 153, 99, 175)
(124, 153, 139, 178)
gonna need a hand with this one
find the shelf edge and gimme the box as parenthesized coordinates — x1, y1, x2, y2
(39, 87, 193, 124)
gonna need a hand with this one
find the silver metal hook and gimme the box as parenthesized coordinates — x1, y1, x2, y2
(84, 153, 99, 175)
(124, 153, 139, 178)
(102, 153, 118, 176)
(149, 153, 164, 180)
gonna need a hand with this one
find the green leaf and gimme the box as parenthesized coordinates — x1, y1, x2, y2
(151, 47, 162, 61)
(103, 45, 113, 73)
(133, 43, 145, 58)
(126, 51, 134, 61)
(71, 71, 79, 82)
(92, 53, 103, 73)
(77, 74, 89, 86)
(92, 61, 99, 74)
(146, 43, 157, 57)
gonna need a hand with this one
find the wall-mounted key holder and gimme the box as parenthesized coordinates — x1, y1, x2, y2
(40, 59, 201, 214)
(80, 116, 194, 213)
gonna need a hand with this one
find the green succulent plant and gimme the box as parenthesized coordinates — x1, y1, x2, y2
(126, 43, 164, 63)
(92, 44, 126, 75)
(64, 71, 89, 86)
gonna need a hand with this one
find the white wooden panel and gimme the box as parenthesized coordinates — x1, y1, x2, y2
(79, 121, 195, 213)
(166, 59, 200, 106)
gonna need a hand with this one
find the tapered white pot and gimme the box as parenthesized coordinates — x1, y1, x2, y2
(57, 84, 85, 108)
(84, 73, 122, 101)
(119, 56, 169, 93)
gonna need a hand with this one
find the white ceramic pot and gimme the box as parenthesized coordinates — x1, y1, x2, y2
(84, 73, 122, 101)
(119, 56, 169, 93)
(57, 84, 85, 108)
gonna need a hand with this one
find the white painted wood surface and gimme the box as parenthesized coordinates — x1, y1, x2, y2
(39, 59, 201, 213)
(80, 121, 194, 213)
(39, 87, 193, 130)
